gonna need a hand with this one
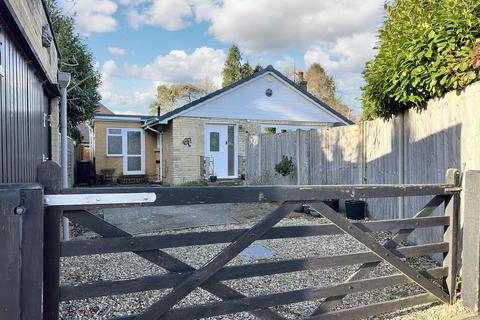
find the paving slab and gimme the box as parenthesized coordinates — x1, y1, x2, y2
(102, 203, 236, 234)
(239, 243, 277, 262)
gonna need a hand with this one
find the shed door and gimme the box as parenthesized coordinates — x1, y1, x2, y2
(123, 129, 144, 175)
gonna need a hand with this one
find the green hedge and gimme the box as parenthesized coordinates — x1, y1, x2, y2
(362, 0, 480, 120)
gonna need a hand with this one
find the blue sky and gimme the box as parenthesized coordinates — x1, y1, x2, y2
(60, 0, 385, 115)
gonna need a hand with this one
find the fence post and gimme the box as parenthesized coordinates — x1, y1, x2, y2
(443, 168, 460, 304)
(296, 129, 301, 185)
(461, 170, 480, 311)
(0, 183, 44, 320)
(0, 187, 22, 319)
(38, 161, 62, 320)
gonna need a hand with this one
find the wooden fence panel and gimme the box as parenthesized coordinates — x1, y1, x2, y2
(364, 118, 400, 220)
(404, 102, 462, 245)
(260, 131, 297, 185)
(245, 134, 259, 182)
(244, 81, 480, 248)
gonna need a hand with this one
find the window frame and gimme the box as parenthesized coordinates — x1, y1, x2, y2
(106, 128, 124, 157)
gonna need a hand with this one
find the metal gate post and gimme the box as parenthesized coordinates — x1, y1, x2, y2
(461, 170, 480, 311)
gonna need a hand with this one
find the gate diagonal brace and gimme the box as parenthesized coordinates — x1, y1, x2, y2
(134, 203, 297, 320)
(307, 202, 450, 306)
(64, 210, 286, 320)
(310, 195, 447, 315)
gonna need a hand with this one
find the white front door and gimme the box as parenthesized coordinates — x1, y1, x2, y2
(205, 124, 237, 179)
(123, 129, 145, 175)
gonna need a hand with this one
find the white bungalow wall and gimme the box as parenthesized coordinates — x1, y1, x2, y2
(182, 73, 345, 124)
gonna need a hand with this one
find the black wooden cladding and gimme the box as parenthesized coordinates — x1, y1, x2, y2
(61, 215, 450, 257)
(0, 22, 51, 183)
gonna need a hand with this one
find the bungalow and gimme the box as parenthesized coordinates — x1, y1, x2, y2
(92, 66, 353, 185)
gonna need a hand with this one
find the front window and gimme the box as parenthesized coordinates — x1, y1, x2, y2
(107, 128, 123, 156)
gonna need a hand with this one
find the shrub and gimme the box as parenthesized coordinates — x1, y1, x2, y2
(275, 156, 295, 176)
(362, 0, 480, 120)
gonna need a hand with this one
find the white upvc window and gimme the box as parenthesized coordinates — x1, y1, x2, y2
(106, 128, 145, 175)
(106, 128, 123, 156)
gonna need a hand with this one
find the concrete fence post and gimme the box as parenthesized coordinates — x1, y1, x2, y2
(461, 170, 480, 311)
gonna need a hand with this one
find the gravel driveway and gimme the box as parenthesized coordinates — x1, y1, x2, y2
(60, 209, 458, 320)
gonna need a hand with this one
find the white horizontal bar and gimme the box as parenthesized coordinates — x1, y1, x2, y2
(44, 193, 156, 206)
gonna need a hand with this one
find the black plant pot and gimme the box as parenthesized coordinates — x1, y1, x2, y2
(209, 175, 217, 183)
(323, 199, 339, 212)
(294, 205, 305, 213)
(345, 200, 366, 220)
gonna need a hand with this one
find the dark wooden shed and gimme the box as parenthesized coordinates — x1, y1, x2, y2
(0, 0, 60, 183)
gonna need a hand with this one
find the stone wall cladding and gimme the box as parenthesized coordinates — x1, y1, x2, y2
(168, 116, 333, 185)
(7, 0, 58, 83)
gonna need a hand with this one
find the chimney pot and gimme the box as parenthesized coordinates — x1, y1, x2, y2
(157, 106, 161, 117)
(296, 71, 307, 91)
(296, 71, 304, 83)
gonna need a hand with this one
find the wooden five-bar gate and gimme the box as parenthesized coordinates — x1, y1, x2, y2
(0, 162, 461, 320)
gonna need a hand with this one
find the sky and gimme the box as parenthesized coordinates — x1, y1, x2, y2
(59, 0, 386, 116)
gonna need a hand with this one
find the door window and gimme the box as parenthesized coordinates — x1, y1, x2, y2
(227, 125, 235, 176)
(210, 132, 220, 152)
(126, 131, 142, 172)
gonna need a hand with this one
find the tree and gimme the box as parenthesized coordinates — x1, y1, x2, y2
(254, 65, 263, 73)
(49, 1, 102, 136)
(222, 45, 243, 86)
(306, 63, 336, 101)
(362, 0, 480, 120)
(222, 45, 263, 86)
(305, 63, 353, 119)
(241, 62, 254, 78)
(149, 83, 209, 115)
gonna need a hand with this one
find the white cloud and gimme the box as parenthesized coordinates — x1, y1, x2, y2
(102, 60, 118, 76)
(69, 0, 119, 35)
(190, 0, 383, 51)
(304, 32, 379, 111)
(274, 56, 294, 73)
(108, 47, 127, 56)
(305, 33, 378, 74)
(125, 47, 226, 86)
(126, 0, 193, 30)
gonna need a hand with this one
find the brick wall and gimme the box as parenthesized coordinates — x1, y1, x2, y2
(94, 120, 157, 182)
